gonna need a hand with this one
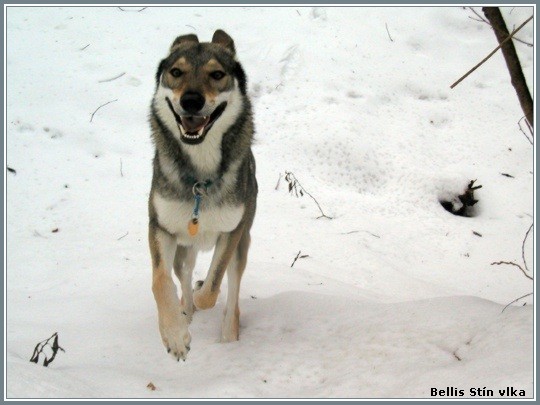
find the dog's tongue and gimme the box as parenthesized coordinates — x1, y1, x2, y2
(180, 116, 210, 133)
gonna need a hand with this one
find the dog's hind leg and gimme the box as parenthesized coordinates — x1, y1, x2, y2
(221, 230, 251, 342)
(149, 225, 191, 361)
(193, 223, 245, 311)
(173, 245, 197, 322)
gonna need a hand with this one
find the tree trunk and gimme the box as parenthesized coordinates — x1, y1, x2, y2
(483, 7, 533, 128)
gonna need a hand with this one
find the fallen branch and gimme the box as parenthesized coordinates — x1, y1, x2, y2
(450, 14, 533, 89)
(491, 260, 533, 280)
(467, 7, 533, 47)
(290, 251, 309, 268)
(117, 231, 129, 241)
(517, 116, 533, 145)
(501, 292, 533, 313)
(341, 230, 381, 238)
(521, 223, 533, 273)
(90, 99, 118, 123)
(30, 332, 65, 367)
(118, 6, 147, 12)
(99, 72, 126, 83)
(284, 171, 332, 219)
(482, 8, 533, 127)
(385, 23, 393, 42)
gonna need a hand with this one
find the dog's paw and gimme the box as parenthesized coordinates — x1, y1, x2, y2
(159, 313, 192, 361)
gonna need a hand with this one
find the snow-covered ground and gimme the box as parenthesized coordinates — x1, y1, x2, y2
(5, 6, 534, 399)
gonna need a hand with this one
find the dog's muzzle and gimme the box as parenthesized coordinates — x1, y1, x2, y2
(165, 97, 227, 145)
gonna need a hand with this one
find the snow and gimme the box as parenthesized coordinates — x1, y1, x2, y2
(5, 5, 534, 399)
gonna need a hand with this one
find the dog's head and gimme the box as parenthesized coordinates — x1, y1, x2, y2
(153, 30, 247, 146)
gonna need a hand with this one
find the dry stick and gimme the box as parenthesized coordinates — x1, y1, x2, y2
(120, 158, 124, 177)
(502, 292, 533, 313)
(483, 8, 534, 127)
(90, 99, 118, 123)
(521, 223, 533, 273)
(450, 14, 533, 90)
(468, 7, 533, 47)
(491, 260, 533, 280)
(99, 72, 126, 83)
(274, 173, 282, 190)
(79, 44, 90, 51)
(385, 23, 393, 42)
(518, 117, 534, 145)
(291, 251, 302, 268)
(286, 172, 332, 219)
(118, 6, 147, 12)
(117, 231, 129, 241)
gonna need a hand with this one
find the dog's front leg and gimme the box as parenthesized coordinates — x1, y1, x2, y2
(149, 225, 191, 361)
(193, 223, 245, 311)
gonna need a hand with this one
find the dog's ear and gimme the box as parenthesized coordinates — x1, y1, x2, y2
(212, 29, 235, 54)
(170, 33, 199, 52)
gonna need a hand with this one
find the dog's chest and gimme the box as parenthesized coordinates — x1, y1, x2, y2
(153, 192, 244, 249)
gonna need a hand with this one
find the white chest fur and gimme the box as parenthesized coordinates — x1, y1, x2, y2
(153, 192, 244, 250)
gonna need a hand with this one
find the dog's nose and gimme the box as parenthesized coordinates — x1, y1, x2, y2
(180, 92, 205, 114)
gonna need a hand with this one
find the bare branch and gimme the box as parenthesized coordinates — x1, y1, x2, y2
(468, 7, 532, 47)
(385, 23, 393, 42)
(501, 292, 533, 313)
(99, 72, 126, 83)
(90, 99, 118, 123)
(450, 14, 533, 89)
(118, 6, 147, 12)
(518, 116, 534, 145)
(284, 171, 332, 219)
(291, 251, 301, 268)
(521, 223, 533, 273)
(117, 231, 129, 241)
(274, 173, 282, 190)
(491, 260, 533, 280)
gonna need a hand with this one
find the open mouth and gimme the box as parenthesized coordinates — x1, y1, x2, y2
(165, 97, 227, 145)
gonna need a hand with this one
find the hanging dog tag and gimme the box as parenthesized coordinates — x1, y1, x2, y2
(188, 218, 199, 236)
(188, 192, 202, 237)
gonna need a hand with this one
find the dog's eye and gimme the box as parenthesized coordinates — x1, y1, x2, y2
(170, 68, 183, 78)
(210, 71, 226, 80)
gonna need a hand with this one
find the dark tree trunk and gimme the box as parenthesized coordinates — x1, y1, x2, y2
(482, 7, 534, 128)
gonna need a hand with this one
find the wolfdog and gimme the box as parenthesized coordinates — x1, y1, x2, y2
(148, 30, 257, 361)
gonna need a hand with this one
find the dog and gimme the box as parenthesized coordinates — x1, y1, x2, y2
(148, 29, 257, 361)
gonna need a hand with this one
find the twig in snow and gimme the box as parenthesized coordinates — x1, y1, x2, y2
(99, 72, 126, 83)
(518, 116, 534, 145)
(490, 223, 533, 281)
(500, 173, 514, 178)
(385, 23, 394, 42)
(491, 261, 533, 280)
(341, 230, 381, 238)
(450, 14, 533, 89)
(118, 6, 147, 12)
(117, 231, 129, 241)
(90, 99, 118, 123)
(7, 166, 16, 175)
(472, 231, 482, 237)
(284, 171, 332, 219)
(274, 173, 282, 190)
(186, 24, 196, 30)
(467, 7, 533, 47)
(79, 44, 90, 51)
(290, 251, 309, 268)
(521, 223, 533, 273)
(502, 292, 533, 313)
(30, 332, 65, 367)
(120, 158, 124, 177)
